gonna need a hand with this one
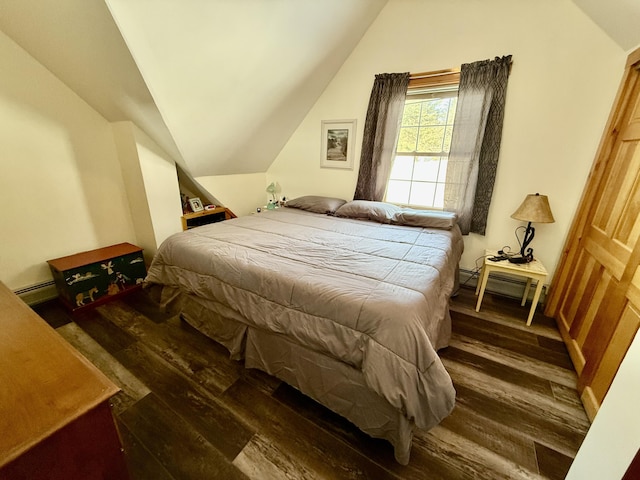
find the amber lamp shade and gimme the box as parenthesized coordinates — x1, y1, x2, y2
(510, 193, 555, 261)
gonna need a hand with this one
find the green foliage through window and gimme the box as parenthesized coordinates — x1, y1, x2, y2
(386, 87, 458, 209)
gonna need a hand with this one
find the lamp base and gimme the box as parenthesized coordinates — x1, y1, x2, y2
(508, 254, 532, 264)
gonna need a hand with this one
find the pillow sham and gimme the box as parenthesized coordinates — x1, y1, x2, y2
(285, 195, 347, 214)
(392, 209, 457, 230)
(334, 200, 401, 224)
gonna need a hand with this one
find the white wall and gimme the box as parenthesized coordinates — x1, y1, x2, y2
(566, 329, 640, 479)
(112, 122, 156, 260)
(0, 29, 136, 291)
(132, 124, 183, 249)
(134, 126, 182, 248)
(197, 173, 267, 217)
(112, 121, 183, 260)
(268, 0, 625, 281)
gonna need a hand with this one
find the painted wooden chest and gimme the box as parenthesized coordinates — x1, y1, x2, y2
(47, 243, 146, 311)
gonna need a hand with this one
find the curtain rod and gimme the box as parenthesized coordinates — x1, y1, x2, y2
(409, 68, 460, 80)
(408, 68, 460, 88)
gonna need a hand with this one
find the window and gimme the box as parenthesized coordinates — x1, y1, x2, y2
(385, 85, 458, 209)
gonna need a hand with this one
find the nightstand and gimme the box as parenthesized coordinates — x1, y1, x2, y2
(181, 207, 229, 230)
(475, 250, 548, 326)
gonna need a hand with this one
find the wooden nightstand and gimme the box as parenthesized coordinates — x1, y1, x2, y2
(475, 250, 548, 326)
(181, 207, 230, 230)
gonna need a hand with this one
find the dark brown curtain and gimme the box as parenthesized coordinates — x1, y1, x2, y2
(353, 73, 409, 201)
(444, 55, 512, 235)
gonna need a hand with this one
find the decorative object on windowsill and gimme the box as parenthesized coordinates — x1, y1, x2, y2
(509, 193, 555, 264)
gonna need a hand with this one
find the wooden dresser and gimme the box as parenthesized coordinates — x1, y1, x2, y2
(0, 281, 129, 479)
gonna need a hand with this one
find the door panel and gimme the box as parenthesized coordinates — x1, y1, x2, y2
(569, 256, 601, 334)
(629, 268, 640, 307)
(546, 50, 640, 420)
(574, 270, 610, 349)
(584, 234, 625, 280)
(590, 304, 640, 401)
(562, 252, 596, 327)
(615, 163, 640, 243)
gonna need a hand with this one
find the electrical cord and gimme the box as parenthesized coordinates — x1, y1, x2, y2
(455, 254, 493, 294)
(497, 245, 513, 256)
(513, 226, 527, 255)
(453, 237, 521, 295)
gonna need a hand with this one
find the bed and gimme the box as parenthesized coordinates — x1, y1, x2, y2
(144, 197, 464, 464)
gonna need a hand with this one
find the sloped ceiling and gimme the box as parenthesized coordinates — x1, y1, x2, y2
(0, 0, 387, 177)
(0, 0, 636, 178)
(0, 0, 185, 165)
(106, 0, 387, 177)
(572, 0, 640, 51)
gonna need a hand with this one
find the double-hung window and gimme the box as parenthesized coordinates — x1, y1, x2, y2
(385, 85, 459, 209)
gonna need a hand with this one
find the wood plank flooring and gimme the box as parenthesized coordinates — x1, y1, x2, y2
(33, 286, 589, 479)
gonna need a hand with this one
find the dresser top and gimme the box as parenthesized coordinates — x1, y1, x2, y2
(0, 282, 119, 466)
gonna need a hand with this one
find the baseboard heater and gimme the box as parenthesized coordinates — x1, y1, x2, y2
(459, 267, 548, 305)
(13, 280, 58, 306)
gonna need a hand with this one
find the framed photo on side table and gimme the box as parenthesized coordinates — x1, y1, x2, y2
(320, 119, 356, 170)
(189, 197, 204, 212)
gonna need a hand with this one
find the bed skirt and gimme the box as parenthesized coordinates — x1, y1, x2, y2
(146, 283, 416, 464)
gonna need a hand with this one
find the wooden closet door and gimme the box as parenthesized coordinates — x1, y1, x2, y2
(545, 48, 640, 421)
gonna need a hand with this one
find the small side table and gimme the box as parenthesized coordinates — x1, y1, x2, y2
(181, 207, 229, 230)
(475, 250, 548, 326)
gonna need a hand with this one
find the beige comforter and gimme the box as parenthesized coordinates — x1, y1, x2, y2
(146, 208, 463, 431)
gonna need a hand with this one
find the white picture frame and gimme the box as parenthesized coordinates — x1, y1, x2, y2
(320, 119, 356, 170)
(189, 197, 204, 212)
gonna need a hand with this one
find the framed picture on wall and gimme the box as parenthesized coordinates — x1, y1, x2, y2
(189, 197, 204, 212)
(320, 119, 356, 170)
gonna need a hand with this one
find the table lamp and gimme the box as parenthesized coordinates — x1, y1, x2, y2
(266, 182, 279, 210)
(509, 193, 555, 263)
(266, 182, 277, 202)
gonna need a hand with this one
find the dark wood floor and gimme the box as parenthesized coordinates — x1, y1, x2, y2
(33, 286, 589, 479)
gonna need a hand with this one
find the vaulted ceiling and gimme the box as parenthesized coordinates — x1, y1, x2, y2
(0, 0, 638, 177)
